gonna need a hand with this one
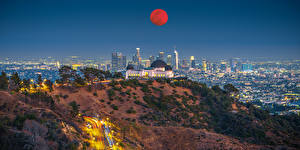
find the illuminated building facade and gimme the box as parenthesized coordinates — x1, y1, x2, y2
(190, 56, 195, 68)
(167, 55, 172, 66)
(133, 48, 142, 65)
(158, 51, 164, 61)
(126, 60, 174, 79)
(111, 52, 126, 71)
(173, 50, 179, 70)
(202, 59, 207, 72)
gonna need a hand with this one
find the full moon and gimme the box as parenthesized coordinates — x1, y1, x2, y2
(150, 9, 168, 26)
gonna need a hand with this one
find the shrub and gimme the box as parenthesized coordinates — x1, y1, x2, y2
(93, 92, 98, 96)
(63, 95, 69, 99)
(141, 84, 151, 93)
(87, 85, 92, 92)
(119, 142, 125, 147)
(111, 104, 118, 110)
(134, 100, 142, 105)
(69, 101, 80, 118)
(107, 89, 115, 100)
(146, 80, 153, 85)
(126, 107, 136, 114)
(13, 114, 37, 130)
(184, 91, 188, 96)
(125, 90, 131, 96)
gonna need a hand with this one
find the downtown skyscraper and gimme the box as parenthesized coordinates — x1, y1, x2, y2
(167, 55, 172, 66)
(158, 52, 164, 61)
(173, 50, 179, 70)
(112, 52, 126, 71)
(190, 56, 196, 68)
(133, 48, 142, 65)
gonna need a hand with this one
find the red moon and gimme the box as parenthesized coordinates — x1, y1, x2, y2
(150, 9, 168, 26)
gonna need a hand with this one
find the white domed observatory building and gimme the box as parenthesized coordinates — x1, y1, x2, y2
(125, 60, 174, 79)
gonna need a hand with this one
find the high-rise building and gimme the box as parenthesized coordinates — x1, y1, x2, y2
(56, 61, 61, 69)
(112, 52, 118, 71)
(173, 50, 179, 70)
(190, 56, 194, 61)
(144, 60, 151, 68)
(167, 55, 172, 66)
(72, 64, 82, 70)
(212, 63, 217, 72)
(229, 58, 238, 72)
(149, 56, 155, 64)
(220, 61, 227, 72)
(136, 48, 141, 65)
(202, 59, 207, 72)
(121, 55, 127, 68)
(182, 58, 189, 67)
(229, 58, 234, 71)
(106, 64, 111, 71)
(112, 52, 126, 71)
(158, 52, 164, 61)
(242, 63, 253, 72)
(190, 56, 195, 68)
(99, 64, 106, 71)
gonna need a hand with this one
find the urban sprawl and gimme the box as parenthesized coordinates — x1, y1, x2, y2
(1, 48, 299, 115)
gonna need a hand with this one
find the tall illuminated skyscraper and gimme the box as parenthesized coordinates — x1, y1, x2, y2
(173, 50, 179, 70)
(183, 58, 189, 67)
(190, 56, 195, 68)
(167, 55, 172, 65)
(112, 52, 118, 71)
(144, 60, 151, 68)
(136, 48, 141, 65)
(202, 59, 207, 72)
(220, 61, 227, 72)
(149, 55, 155, 64)
(121, 55, 127, 68)
(56, 61, 61, 69)
(158, 52, 164, 61)
(112, 52, 126, 71)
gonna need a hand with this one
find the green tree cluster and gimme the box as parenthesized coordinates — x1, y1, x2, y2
(0, 71, 8, 90)
(69, 101, 80, 118)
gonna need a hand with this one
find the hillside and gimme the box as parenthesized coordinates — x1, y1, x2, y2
(0, 78, 300, 149)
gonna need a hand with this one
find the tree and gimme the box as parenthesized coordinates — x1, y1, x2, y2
(112, 72, 123, 79)
(80, 67, 103, 84)
(0, 71, 8, 90)
(37, 74, 43, 87)
(224, 84, 239, 93)
(10, 72, 21, 92)
(22, 79, 30, 92)
(45, 79, 53, 92)
(103, 70, 112, 79)
(224, 84, 239, 99)
(212, 85, 224, 94)
(58, 66, 77, 85)
(69, 101, 80, 118)
(74, 75, 86, 87)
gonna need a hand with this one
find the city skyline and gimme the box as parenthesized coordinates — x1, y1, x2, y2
(1, 0, 300, 58)
(0, 1, 299, 149)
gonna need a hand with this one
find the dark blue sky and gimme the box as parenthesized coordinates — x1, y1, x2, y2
(0, 0, 299, 58)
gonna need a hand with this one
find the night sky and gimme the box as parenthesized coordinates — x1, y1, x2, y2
(0, 0, 300, 59)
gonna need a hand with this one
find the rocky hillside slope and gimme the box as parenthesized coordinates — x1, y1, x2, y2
(0, 79, 299, 149)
